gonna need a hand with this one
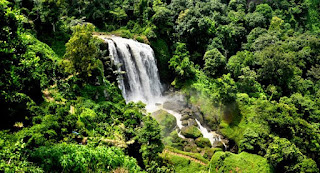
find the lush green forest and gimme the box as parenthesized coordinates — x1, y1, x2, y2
(1, 0, 320, 172)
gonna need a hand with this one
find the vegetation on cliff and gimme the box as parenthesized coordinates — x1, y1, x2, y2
(1, 0, 320, 172)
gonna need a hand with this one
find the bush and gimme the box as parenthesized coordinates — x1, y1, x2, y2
(203, 48, 227, 78)
(209, 151, 273, 173)
(31, 144, 140, 173)
(195, 137, 211, 148)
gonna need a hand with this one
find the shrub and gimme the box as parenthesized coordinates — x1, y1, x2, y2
(31, 143, 140, 173)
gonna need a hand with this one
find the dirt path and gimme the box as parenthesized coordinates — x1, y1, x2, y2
(163, 149, 208, 166)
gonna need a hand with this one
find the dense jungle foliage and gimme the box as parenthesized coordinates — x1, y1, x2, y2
(1, 0, 320, 172)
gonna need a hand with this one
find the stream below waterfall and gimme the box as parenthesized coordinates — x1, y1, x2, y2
(163, 105, 226, 148)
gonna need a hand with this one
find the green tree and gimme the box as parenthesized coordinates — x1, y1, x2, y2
(214, 73, 237, 104)
(152, 7, 173, 35)
(228, 0, 246, 11)
(37, 0, 66, 32)
(244, 27, 267, 50)
(269, 16, 284, 31)
(237, 67, 262, 96)
(216, 23, 246, 56)
(0, 1, 56, 128)
(203, 48, 226, 78)
(266, 136, 318, 173)
(227, 50, 254, 78)
(63, 24, 101, 80)
(245, 12, 267, 30)
(255, 4, 273, 23)
(31, 144, 141, 172)
(169, 42, 196, 83)
(137, 116, 164, 171)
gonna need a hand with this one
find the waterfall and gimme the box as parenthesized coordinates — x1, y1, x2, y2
(195, 119, 215, 146)
(102, 36, 163, 105)
(101, 36, 226, 148)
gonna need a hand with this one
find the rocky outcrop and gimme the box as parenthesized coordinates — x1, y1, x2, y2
(181, 125, 202, 139)
(163, 100, 187, 112)
(152, 109, 177, 136)
(160, 92, 230, 154)
(195, 137, 211, 148)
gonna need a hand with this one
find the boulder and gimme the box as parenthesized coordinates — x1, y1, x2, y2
(181, 108, 193, 115)
(187, 119, 197, 126)
(185, 138, 196, 145)
(190, 105, 205, 124)
(180, 114, 190, 121)
(183, 139, 198, 153)
(181, 125, 202, 139)
(163, 100, 187, 112)
(195, 137, 211, 148)
(212, 141, 225, 149)
(152, 109, 177, 136)
(181, 120, 188, 126)
(155, 103, 162, 106)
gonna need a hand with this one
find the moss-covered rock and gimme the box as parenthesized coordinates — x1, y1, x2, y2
(181, 125, 202, 139)
(212, 140, 227, 150)
(152, 109, 177, 136)
(163, 100, 187, 112)
(181, 120, 188, 126)
(163, 130, 185, 150)
(209, 151, 273, 173)
(181, 114, 190, 121)
(195, 137, 211, 148)
(201, 147, 222, 160)
(188, 92, 220, 130)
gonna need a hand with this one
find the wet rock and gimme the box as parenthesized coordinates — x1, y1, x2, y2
(181, 108, 193, 115)
(212, 141, 225, 149)
(181, 114, 190, 121)
(195, 137, 211, 148)
(190, 105, 200, 114)
(155, 103, 162, 106)
(151, 109, 177, 136)
(181, 120, 188, 126)
(189, 105, 204, 124)
(221, 139, 229, 146)
(228, 139, 238, 153)
(194, 111, 204, 124)
(181, 125, 202, 139)
(187, 119, 197, 126)
(163, 100, 187, 112)
(186, 138, 195, 144)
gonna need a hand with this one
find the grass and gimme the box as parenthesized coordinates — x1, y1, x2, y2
(219, 94, 270, 146)
(165, 146, 209, 164)
(101, 28, 150, 44)
(161, 146, 208, 173)
(209, 151, 273, 173)
(162, 153, 207, 173)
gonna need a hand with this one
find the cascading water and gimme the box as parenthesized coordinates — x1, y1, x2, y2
(195, 119, 215, 145)
(102, 36, 163, 106)
(101, 35, 225, 148)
